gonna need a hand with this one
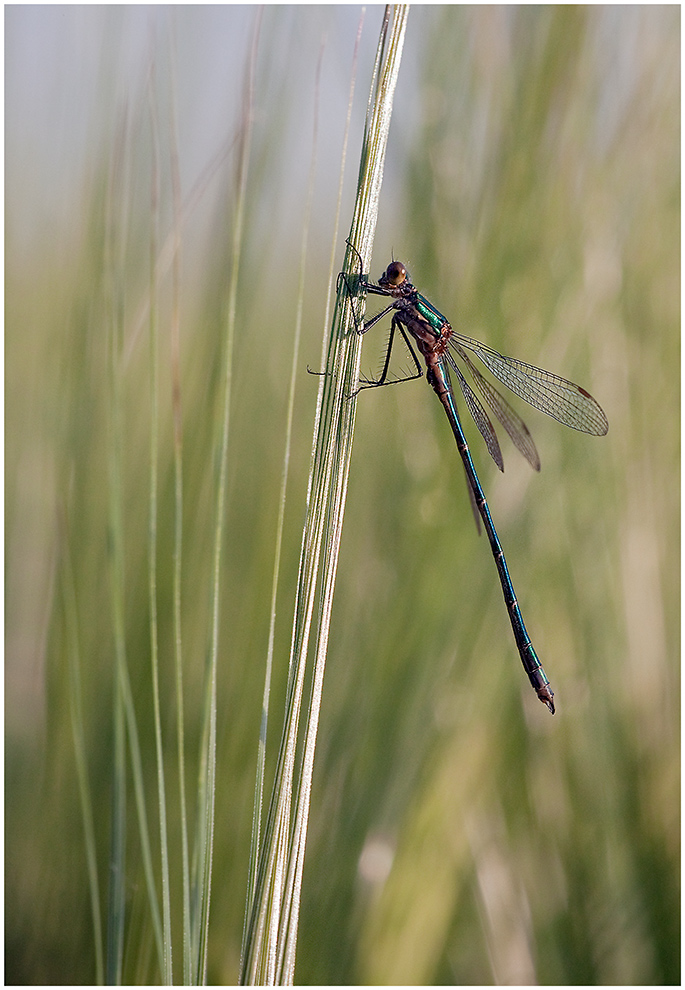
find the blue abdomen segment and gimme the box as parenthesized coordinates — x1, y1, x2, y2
(437, 362, 555, 713)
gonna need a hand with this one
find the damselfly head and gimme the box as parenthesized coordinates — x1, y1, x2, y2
(379, 260, 408, 288)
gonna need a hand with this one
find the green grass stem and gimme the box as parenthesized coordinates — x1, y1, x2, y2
(196, 10, 263, 984)
(147, 57, 174, 985)
(239, 7, 409, 984)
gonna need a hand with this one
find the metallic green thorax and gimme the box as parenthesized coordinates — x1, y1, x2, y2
(415, 293, 450, 332)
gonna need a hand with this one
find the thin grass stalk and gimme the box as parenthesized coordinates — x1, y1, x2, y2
(147, 61, 173, 985)
(61, 517, 105, 985)
(124, 53, 243, 985)
(167, 23, 193, 984)
(195, 10, 263, 984)
(241, 10, 366, 957)
(107, 679, 126, 984)
(123, 130, 240, 370)
(240, 37, 326, 966)
(318, 10, 365, 354)
(104, 111, 131, 985)
(105, 106, 164, 981)
(240, 7, 409, 984)
(110, 57, 239, 990)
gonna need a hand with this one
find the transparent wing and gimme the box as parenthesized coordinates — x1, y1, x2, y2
(462, 461, 482, 535)
(443, 358, 504, 471)
(451, 344, 540, 471)
(453, 333, 609, 436)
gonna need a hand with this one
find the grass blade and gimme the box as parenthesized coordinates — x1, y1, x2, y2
(240, 7, 409, 984)
(194, 10, 263, 984)
(147, 57, 174, 985)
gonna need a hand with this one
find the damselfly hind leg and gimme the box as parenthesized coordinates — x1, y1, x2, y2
(355, 315, 423, 392)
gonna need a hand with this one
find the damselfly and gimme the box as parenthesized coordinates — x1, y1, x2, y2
(349, 258, 608, 713)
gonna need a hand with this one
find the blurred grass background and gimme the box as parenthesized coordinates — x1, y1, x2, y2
(6, 5, 679, 985)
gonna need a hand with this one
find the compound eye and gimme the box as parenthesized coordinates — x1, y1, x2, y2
(384, 261, 407, 286)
